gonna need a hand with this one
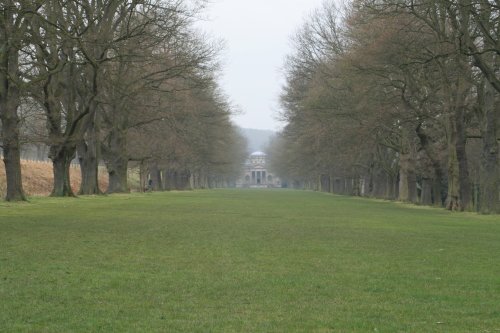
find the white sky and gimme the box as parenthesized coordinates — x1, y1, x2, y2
(197, 0, 326, 131)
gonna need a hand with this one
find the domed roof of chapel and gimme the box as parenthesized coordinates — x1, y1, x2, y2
(250, 151, 266, 157)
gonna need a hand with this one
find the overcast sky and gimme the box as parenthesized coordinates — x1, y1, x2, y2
(197, 0, 325, 131)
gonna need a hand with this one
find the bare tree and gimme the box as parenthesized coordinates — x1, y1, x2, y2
(0, 1, 38, 201)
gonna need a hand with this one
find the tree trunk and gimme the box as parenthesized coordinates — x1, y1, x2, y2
(416, 154, 432, 206)
(148, 164, 162, 191)
(456, 105, 472, 210)
(398, 151, 417, 202)
(345, 178, 353, 195)
(50, 145, 76, 197)
(1, 108, 26, 201)
(178, 170, 191, 190)
(201, 172, 209, 189)
(319, 174, 330, 193)
(0, 33, 26, 201)
(362, 174, 371, 196)
(445, 111, 462, 210)
(139, 160, 147, 192)
(478, 80, 499, 214)
(432, 177, 443, 207)
(163, 169, 174, 191)
(333, 178, 340, 193)
(352, 177, 361, 196)
(190, 173, 195, 189)
(107, 160, 128, 193)
(78, 151, 100, 195)
(398, 155, 409, 202)
(415, 125, 445, 207)
(193, 172, 199, 189)
(2, 142, 26, 201)
(408, 171, 418, 203)
(388, 174, 398, 200)
(175, 170, 186, 190)
(104, 129, 129, 193)
(372, 169, 389, 199)
(77, 127, 101, 195)
(442, 52, 473, 211)
(420, 178, 433, 205)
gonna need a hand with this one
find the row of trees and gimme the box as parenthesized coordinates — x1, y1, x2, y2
(270, 0, 499, 213)
(1, 0, 246, 201)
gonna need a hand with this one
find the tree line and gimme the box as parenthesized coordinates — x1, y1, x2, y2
(270, 0, 499, 213)
(1, 0, 246, 201)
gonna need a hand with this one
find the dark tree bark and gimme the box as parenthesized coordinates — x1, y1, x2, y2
(443, 55, 473, 211)
(446, 112, 462, 210)
(432, 177, 444, 207)
(319, 174, 330, 193)
(398, 150, 418, 203)
(455, 104, 472, 210)
(0, 86, 26, 201)
(107, 161, 128, 193)
(0, 7, 26, 201)
(139, 160, 148, 192)
(104, 128, 129, 193)
(49, 145, 76, 197)
(371, 170, 387, 198)
(162, 169, 172, 190)
(420, 178, 433, 205)
(344, 178, 353, 195)
(148, 163, 162, 191)
(176, 169, 191, 190)
(445, 110, 472, 211)
(415, 124, 445, 207)
(78, 126, 101, 195)
(1, 122, 26, 201)
(477, 80, 499, 214)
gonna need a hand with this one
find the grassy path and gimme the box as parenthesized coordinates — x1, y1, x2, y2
(1, 190, 499, 332)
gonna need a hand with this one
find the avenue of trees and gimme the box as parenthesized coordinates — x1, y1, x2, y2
(0, 0, 246, 201)
(270, 0, 500, 213)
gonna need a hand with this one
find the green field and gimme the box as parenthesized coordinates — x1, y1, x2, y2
(1, 190, 499, 332)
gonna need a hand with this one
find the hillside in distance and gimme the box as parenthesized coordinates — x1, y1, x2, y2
(239, 128, 276, 153)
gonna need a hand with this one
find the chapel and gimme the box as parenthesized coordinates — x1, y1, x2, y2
(237, 151, 281, 188)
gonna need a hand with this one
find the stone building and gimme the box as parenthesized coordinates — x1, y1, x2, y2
(237, 151, 280, 188)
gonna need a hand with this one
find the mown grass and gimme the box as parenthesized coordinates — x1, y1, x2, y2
(1, 190, 499, 332)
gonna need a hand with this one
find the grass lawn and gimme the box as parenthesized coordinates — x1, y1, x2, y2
(1, 189, 499, 332)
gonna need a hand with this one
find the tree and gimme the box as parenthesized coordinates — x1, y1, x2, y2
(100, 6, 218, 193)
(0, 1, 37, 201)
